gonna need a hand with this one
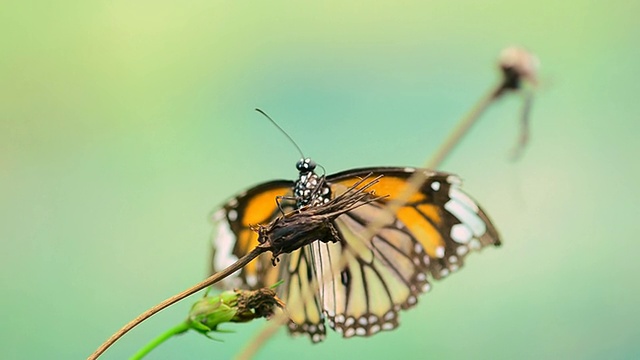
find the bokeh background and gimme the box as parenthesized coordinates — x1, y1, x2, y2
(2, 1, 639, 359)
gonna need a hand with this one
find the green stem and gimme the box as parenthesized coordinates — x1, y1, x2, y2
(130, 321, 191, 360)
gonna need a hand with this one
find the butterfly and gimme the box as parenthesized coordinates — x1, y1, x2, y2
(210, 158, 500, 343)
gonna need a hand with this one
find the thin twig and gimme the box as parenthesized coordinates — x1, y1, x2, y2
(427, 83, 503, 169)
(358, 79, 516, 246)
(88, 246, 266, 360)
(354, 83, 504, 242)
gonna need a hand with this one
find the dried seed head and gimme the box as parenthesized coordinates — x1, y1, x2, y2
(498, 46, 539, 90)
(254, 174, 386, 264)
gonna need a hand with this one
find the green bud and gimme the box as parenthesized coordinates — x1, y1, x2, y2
(187, 286, 284, 336)
(188, 291, 238, 332)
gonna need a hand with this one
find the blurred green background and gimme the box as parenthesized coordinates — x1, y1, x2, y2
(1, 1, 639, 359)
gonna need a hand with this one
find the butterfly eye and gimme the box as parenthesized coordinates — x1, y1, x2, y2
(306, 159, 316, 171)
(296, 158, 316, 172)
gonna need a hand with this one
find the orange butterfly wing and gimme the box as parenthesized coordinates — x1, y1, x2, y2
(308, 167, 501, 337)
(211, 180, 293, 290)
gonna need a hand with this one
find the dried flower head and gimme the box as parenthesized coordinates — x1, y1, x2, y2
(498, 46, 540, 91)
(252, 174, 386, 265)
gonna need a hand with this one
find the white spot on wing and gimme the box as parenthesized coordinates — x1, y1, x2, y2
(450, 223, 472, 244)
(469, 238, 482, 250)
(446, 175, 462, 185)
(211, 209, 226, 222)
(449, 187, 479, 212)
(431, 181, 441, 191)
(445, 200, 486, 236)
(345, 317, 355, 327)
(228, 209, 238, 221)
(384, 311, 395, 321)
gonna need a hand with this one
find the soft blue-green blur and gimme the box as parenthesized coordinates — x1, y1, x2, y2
(1, 1, 639, 359)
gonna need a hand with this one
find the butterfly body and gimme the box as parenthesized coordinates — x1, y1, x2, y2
(293, 158, 332, 208)
(211, 160, 500, 342)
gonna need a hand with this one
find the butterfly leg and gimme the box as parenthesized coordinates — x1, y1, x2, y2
(326, 222, 341, 244)
(276, 195, 298, 215)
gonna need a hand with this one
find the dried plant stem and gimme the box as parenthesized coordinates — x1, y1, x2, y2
(88, 246, 266, 360)
(359, 83, 508, 245)
(427, 83, 504, 169)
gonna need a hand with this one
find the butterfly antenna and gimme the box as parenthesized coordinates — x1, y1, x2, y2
(317, 164, 327, 177)
(255, 108, 306, 159)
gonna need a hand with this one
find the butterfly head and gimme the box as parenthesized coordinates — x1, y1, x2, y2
(293, 158, 331, 208)
(296, 158, 316, 174)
